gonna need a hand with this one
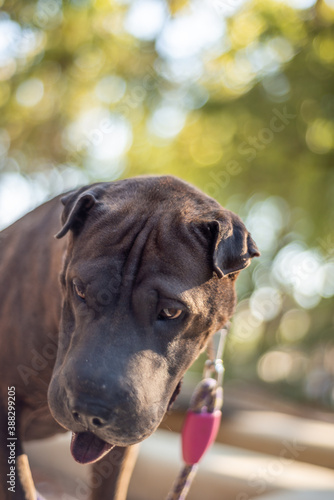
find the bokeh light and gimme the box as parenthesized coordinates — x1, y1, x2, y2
(279, 308, 311, 343)
(16, 78, 44, 107)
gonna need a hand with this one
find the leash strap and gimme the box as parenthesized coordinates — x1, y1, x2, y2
(166, 324, 230, 500)
(166, 464, 198, 500)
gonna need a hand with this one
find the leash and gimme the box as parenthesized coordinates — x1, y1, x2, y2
(166, 323, 230, 500)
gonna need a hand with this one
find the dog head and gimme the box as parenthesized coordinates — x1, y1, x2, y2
(47, 176, 259, 463)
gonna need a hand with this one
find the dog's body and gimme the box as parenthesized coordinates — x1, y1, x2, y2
(0, 176, 259, 499)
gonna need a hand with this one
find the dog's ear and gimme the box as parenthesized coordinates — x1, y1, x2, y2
(207, 213, 260, 278)
(55, 188, 98, 239)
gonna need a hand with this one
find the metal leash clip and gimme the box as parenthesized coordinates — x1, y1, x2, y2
(204, 322, 229, 385)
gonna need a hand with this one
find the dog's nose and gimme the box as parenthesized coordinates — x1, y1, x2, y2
(72, 410, 106, 428)
(69, 401, 110, 429)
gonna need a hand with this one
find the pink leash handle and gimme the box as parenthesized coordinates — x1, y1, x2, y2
(182, 380, 223, 464)
(182, 409, 222, 465)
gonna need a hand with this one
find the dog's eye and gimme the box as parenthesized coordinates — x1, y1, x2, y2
(158, 308, 182, 320)
(73, 282, 85, 301)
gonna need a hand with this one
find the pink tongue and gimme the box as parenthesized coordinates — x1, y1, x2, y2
(71, 432, 114, 464)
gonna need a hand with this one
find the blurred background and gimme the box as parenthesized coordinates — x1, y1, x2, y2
(1, 0, 334, 497)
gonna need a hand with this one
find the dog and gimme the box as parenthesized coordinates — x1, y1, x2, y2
(0, 175, 259, 499)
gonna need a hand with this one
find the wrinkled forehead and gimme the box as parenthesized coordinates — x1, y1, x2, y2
(71, 255, 209, 307)
(68, 206, 213, 290)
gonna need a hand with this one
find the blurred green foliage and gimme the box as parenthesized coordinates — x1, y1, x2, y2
(0, 0, 333, 409)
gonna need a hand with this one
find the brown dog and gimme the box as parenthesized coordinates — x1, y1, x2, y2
(0, 176, 259, 499)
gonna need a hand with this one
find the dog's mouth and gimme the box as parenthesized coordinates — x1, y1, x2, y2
(168, 379, 182, 411)
(70, 431, 114, 464)
(68, 379, 183, 464)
